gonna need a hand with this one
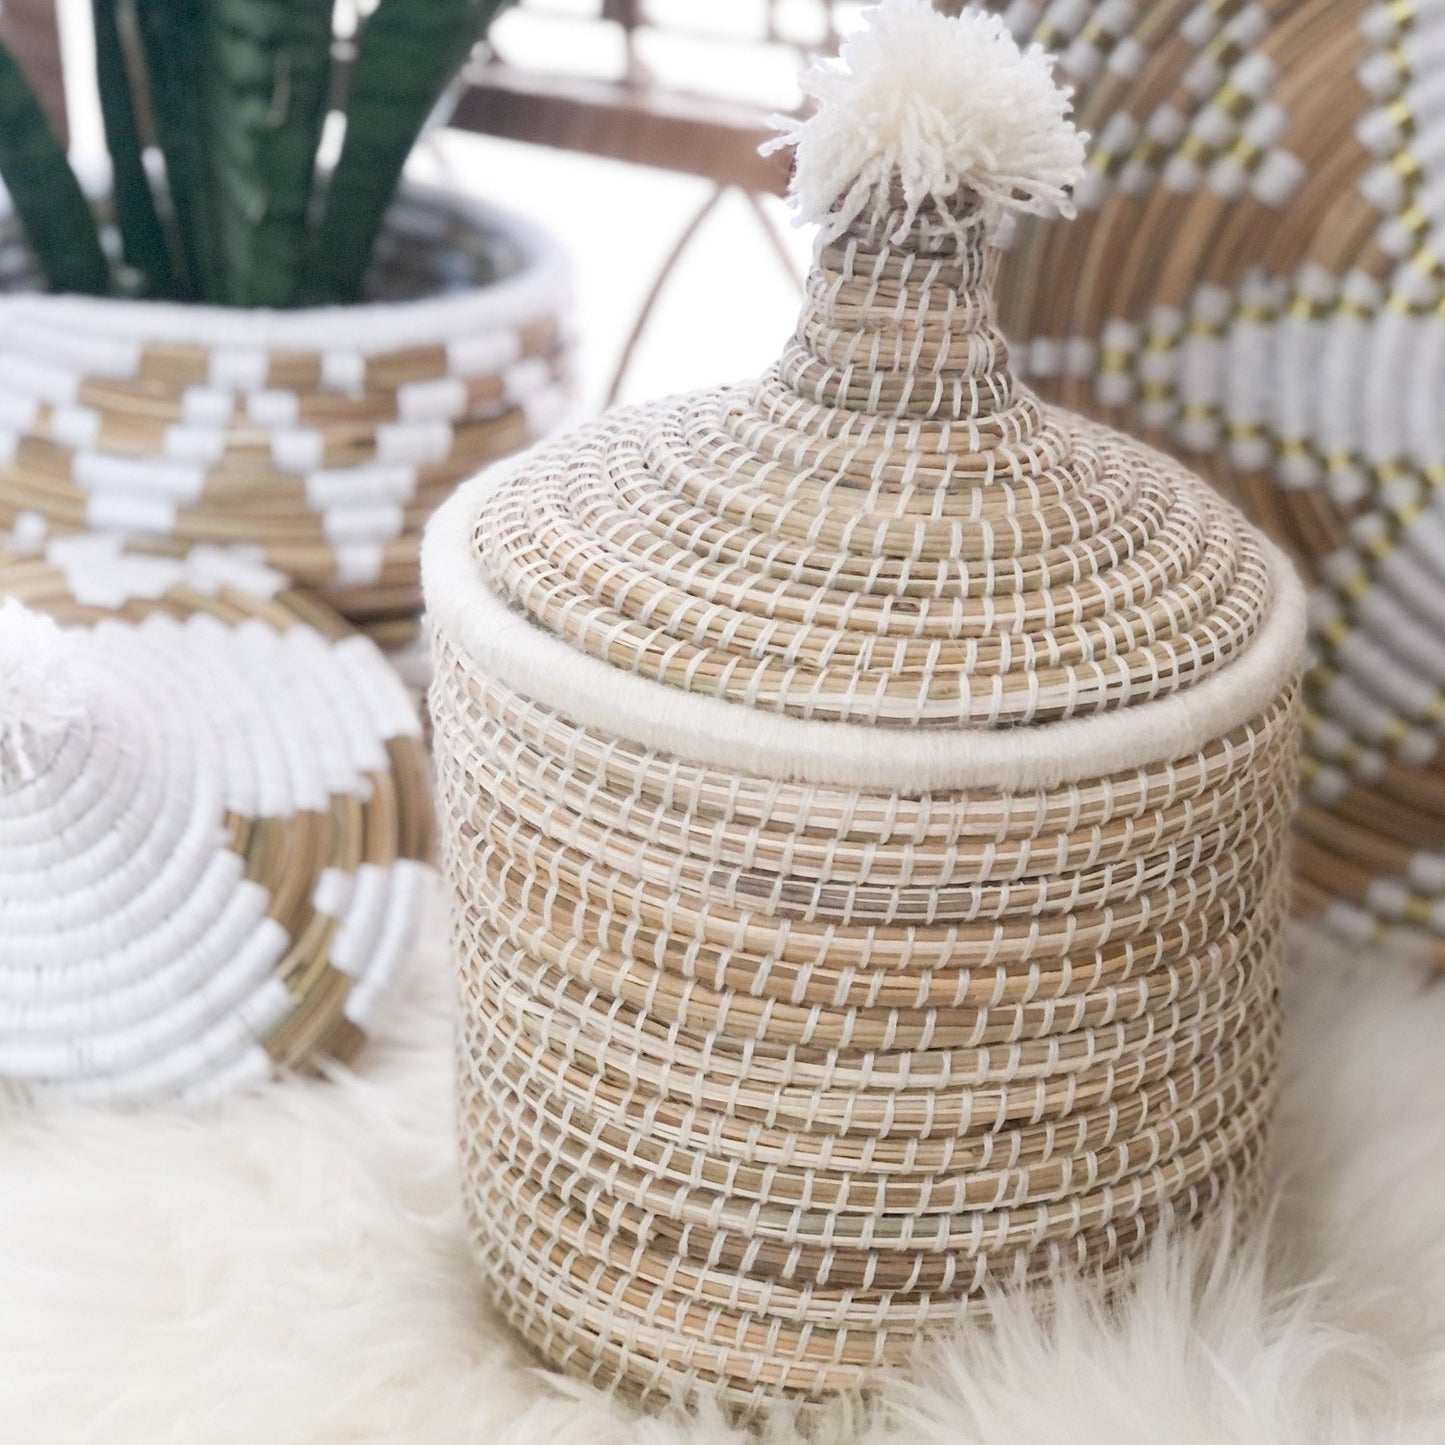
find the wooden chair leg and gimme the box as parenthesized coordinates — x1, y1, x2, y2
(605, 183, 729, 407)
(606, 184, 808, 407)
(743, 187, 806, 289)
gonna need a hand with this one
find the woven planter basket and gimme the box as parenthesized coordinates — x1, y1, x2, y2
(0, 182, 571, 656)
(426, 5, 1307, 1414)
(0, 536, 433, 1105)
(981, 0, 1445, 965)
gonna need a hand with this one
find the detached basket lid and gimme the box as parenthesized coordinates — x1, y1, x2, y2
(427, 6, 1304, 787)
(0, 540, 433, 1105)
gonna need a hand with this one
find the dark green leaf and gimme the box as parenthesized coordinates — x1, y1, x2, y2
(206, 0, 334, 307)
(91, 0, 178, 298)
(304, 0, 513, 304)
(0, 38, 110, 295)
(134, 0, 216, 300)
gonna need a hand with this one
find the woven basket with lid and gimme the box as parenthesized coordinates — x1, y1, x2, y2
(426, 0, 1307, 1413)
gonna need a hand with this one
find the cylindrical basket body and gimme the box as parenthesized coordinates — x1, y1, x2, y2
(427, 180, 1306, 1413)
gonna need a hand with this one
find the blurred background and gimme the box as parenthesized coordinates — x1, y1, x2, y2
(4, 0, 1445, 963)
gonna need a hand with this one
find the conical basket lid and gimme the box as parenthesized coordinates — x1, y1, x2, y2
(426, 11, 1302, 774)
(0, 540, 432, 1105)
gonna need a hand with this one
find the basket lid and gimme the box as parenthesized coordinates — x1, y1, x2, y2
(0, 539, 432, 1105)
(424, 1, 1305, 780)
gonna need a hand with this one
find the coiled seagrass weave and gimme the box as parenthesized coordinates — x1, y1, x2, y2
(0, 538, 433, 1105)
(982, 0, 1445, 966)
(426, 1, 1308, 1412)
(0, 185, 570, 657)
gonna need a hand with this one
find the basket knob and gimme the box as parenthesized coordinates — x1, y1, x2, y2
(766, 0, 1087, 245)
(0, 599, 87, 790)
(766, 0, 1086, 428)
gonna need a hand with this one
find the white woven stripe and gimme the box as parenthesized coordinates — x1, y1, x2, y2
(0, 187, 570, 355)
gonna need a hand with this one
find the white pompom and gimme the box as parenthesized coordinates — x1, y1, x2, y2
(767, 0, 1087, 242)
(0, 598, 87, 788)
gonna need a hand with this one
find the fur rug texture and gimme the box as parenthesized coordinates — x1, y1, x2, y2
(3, 891, 1444, 1445)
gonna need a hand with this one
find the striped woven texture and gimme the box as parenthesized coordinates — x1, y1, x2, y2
(429, 166, 1306, 1410)
(983, 0, 1445, 965)
(429, 2, 1313, 1396)
(0, 540, 433, 1105)
(0, 187, 571, 653)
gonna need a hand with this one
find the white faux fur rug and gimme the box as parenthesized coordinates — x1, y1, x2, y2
(4, 894, 1444, 1445)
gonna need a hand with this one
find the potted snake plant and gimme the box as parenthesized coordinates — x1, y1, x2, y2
(0, 0, 570, 651)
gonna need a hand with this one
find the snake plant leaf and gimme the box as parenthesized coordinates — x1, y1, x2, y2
(91, 0, 177, 298)
(0, 39, 110, 295)
(133, 0, 216, 301)
(304, 0, 513, 304)
(206, 0, 334, 307)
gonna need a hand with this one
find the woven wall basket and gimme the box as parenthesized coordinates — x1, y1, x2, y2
(980, 0, 1445, 965)
(0, 537, 433, 1105)
(0, 183, 571, 657)
(425, 4, 1308, 1415)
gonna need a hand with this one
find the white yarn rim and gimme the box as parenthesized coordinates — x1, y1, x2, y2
(0, 181, 569, 354)
(423, 466, 1309, 793)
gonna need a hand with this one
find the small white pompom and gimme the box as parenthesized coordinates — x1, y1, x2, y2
(0, 598, 87, 788)
(767, 0, 1087, 242)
